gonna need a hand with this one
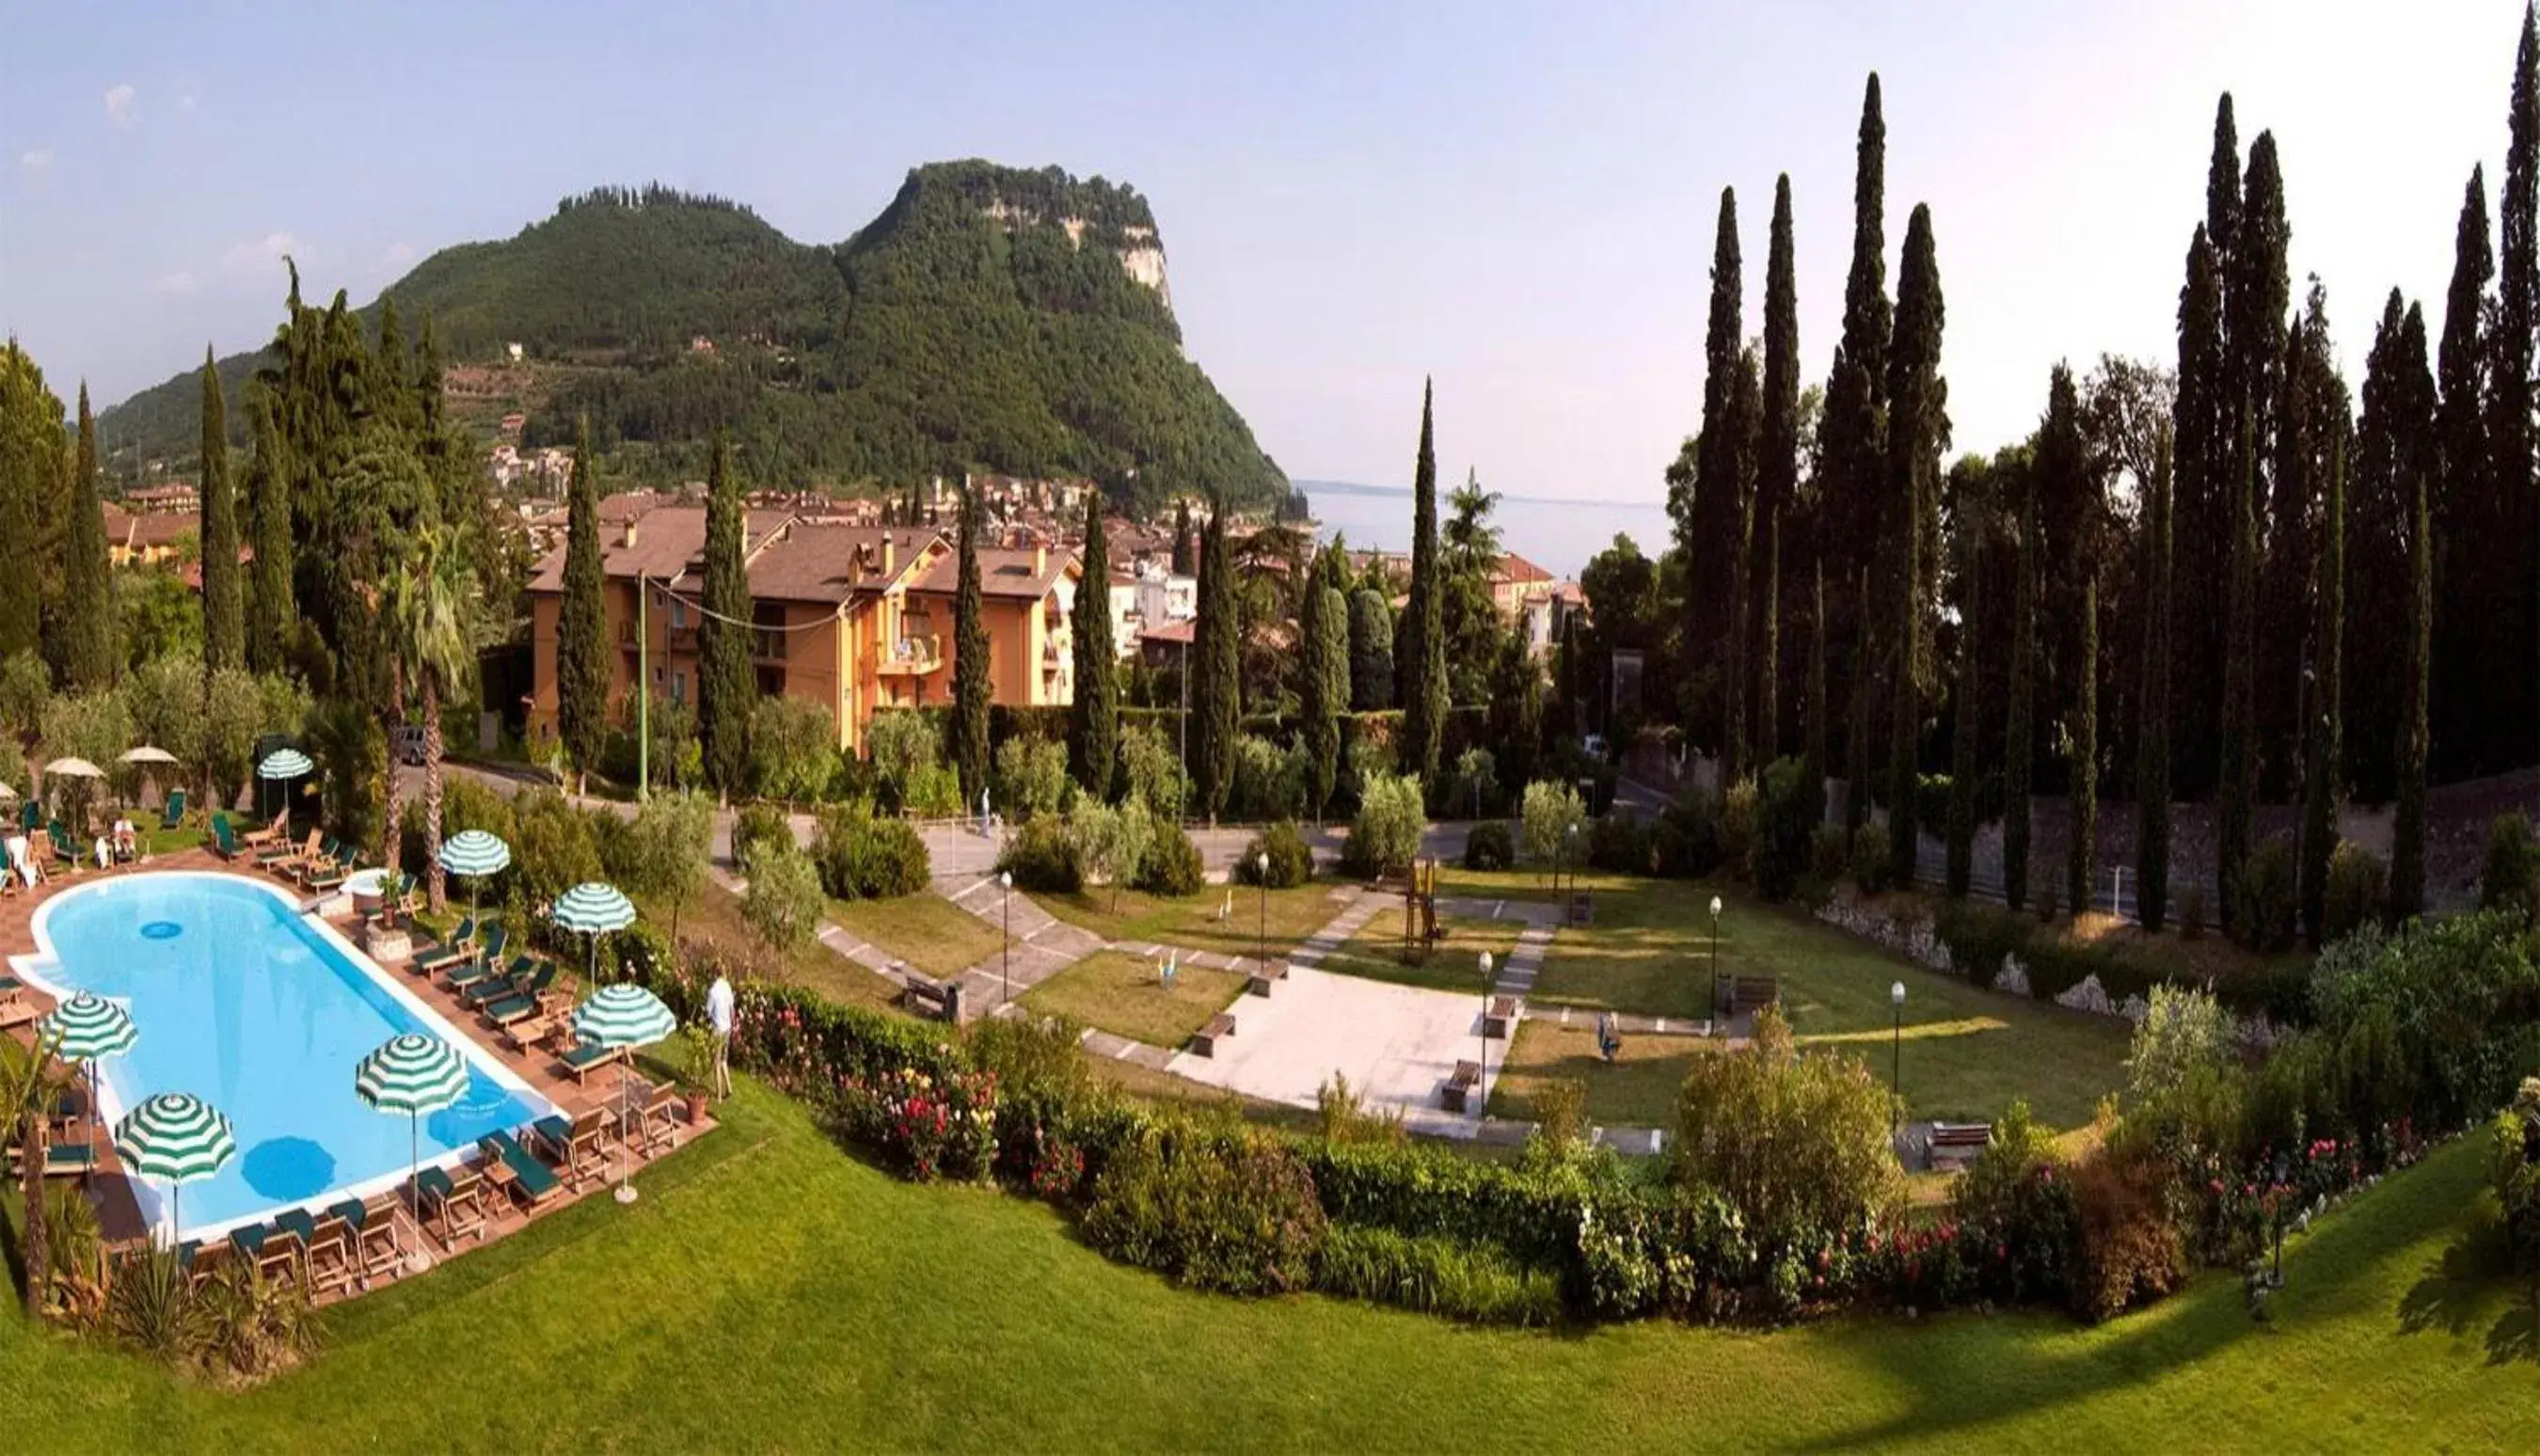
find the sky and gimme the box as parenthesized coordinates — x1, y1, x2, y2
(0, 1, 2527, 506)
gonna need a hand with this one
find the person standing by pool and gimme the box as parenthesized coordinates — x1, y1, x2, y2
(705, 970, 735, 1101)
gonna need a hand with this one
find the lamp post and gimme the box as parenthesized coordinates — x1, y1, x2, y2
(1564, 822, 1580, 895)
(1708, 894, 1724, 1034)
(1477, 949, 1495, 1105)
(999, 870, 1013, 1005)
(1254, 850, 1270, 972)
(1889, 981, 1907, 1128)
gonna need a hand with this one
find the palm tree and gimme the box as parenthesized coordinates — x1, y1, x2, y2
(1, 1028, 74, 1318)
(383, 525, 487, 915)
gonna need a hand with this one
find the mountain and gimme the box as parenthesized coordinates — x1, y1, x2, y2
(100, 165, 1286, 514)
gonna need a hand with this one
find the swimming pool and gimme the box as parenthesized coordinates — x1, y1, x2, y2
(10, 872, 554, 1240)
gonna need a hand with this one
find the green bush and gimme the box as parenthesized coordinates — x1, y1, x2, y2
(729, 802, 793, 880)
(1314, 1224, 1562, 1326)
(2491, 1079, 2540, 1293)
(1809, 824, 1849, 886)
(511, 787, 603, 921)
(1518, 780, 1587, 867)
(1238, 820, 1314, 887)
(2180, 886, 2207, 941)
(1136, 822, 1206, 896)
(747, 695, 840, 807)
(1946, 1101, 2081, 1307)
(1663, 784, 1725, 878)
(1588, 809, 1652, 874)
(1081, 1126, 1326, 1295)
(993, 735, 1070, 822)
(1347, 771, 1425, 878)
(2483, 812, 2540, 926)
(2233, 832, 2298, 952)
(1118, 723, 1189, 822)
(996, 815, 1083, 894)
(742, 843, 825, 951)
(1721, 778, 1759, 873)
(2321, 841, 2388, 944)
(1463, 820, 1515, 871)
(1672, 1005, 1905, 1249)
(811, 800, 931, 899)
(1230, 734, 1304, 822)
(1849, 822, 1892, 894)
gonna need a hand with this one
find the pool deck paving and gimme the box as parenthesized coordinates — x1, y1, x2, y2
(1, 845, 716, 1306)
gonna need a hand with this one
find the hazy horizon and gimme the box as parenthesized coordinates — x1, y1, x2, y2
(3, 1, 2528, 509)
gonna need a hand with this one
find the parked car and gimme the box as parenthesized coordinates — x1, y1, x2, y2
(390, 725, 429, 767)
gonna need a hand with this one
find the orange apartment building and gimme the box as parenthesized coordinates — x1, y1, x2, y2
(524, 503, 1079, 759)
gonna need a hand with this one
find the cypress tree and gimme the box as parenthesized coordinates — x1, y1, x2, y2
(245, 386, 294, 675)
(1883, 203, 1945, 891)
(198, 348, 244, 674)
(1692, 188, 1746, 757)
(1758, 507, 1781, 762)
(59, 384, 114, 690)
(1946, 528, 1980, 900)
(415, 313, 444, 435)
(1068, 489, 1119, 799)
(1806, 558, 1828, 792)
(2437, 168, 2495, 777)
(2206, 93, 2242, 292)
(952, 480, 992, 807)
(2005, 453, 2037, 912)
(1722, 345, 1760, 781)
(2136, 439, 2175, 932)
(556, 418, 611, 789)
(2066, 578, 2098, 920)
(0, 341, 57, 662)
(1845, 566, 1874, 836)
(1299, 546, 1343, 818)
(1761, 175, 1801, 759)
(1399, 380, 1447, 790)
(2298, 438, 2345, 945)
(2229, 135, 2293, 787)
(2218, 408, 2258, 932)
(1822, 73, 1891, 697)
(1348, 587, 1393, 712)
(2392, 458, 2433, 922)
(697, 429, 754, 799)
(2171, 226, 2229, 796)
(1191, 503, 1238, 819)
(2506, 2, 2540, 763)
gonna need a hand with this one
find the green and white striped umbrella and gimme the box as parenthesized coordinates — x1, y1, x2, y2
(437, 830, 512, 878)
(116, 1092, 238, 1243)
(354, 1034, 469, 1116)
(552, 881, 636, 935)
(256, 748, 313, 780)
(40, 992, 137, 1064)
(356, 1034, 470, 1274)
(573, 983, 675, 1049)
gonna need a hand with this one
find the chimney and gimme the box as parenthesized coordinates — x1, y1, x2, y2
(1033, 543, 1047, 577)
(622, 519, 640, 548)
(882, 536, 897, 576)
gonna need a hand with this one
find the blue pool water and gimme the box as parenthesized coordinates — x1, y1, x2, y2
(20, 873, 551, 1238)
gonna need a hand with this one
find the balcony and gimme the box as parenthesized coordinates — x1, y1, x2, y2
(667, 624, 698, 653)
(878, 634, 944, 675)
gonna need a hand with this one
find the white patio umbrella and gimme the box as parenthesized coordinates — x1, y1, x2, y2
(551, 880, 637, 981)
(39, 992, 137, 1157)
(113, 1092, 239, 1248)
(437, 830, 513, 920)
(257, 748, 313, 826)
(571, 983, 675, 1205)
(354, 1033, 470, 1274)
(41, 757, 105, 779)
(119, 746, 179, 767)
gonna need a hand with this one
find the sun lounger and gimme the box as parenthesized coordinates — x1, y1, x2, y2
(480, 1130, 564, 1210)
(532, 1108, 611, 1189)
(305, 1214, 358, 1299)
(555, 1037, 628, 1084)
(355, 1211, 402, 1287)
(158, 790, 187, 831)
(7, 1142, 98, 1179)
(240, 810, 287, 847)
(209, 814, 242, 860)
(411, 917, 479, 975)
(417, 1165, 488, 1246)
(262, 828, 319, 871)
(460, 956, 543, 1007)
(482, 967, 559, 1027)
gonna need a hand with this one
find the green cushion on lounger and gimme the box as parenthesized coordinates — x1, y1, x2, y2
(559, 1040, 617, 1073)
(483, 991, 541, 1026)
(229, 1224, 270, 1257)
(532, 1114, 572, 1151)
(329, 1197, 367, 1230)
(482, 1131, 559, 1200)
(275, 1208, 318, 1245)
(416, 1166, 454, 1204)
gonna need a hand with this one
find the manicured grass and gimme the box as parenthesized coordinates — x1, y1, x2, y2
(1313, 912, 1524, 994)
(647, 882, 903, 1012)
(1509, 878, 2128, 1131)
(1484, 1019, 1707, 1129)
(1024, 950, 1246, 1048)
(827, 892, 1008, 981)
(1031, 881, 1345, 962)
(7, 1080, 2538, 1450)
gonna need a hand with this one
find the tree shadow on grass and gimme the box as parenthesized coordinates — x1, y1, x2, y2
(2395, 1208, 2540, 1368)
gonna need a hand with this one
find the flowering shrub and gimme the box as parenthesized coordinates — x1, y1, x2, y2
(1082, 1127, 1326, 1295)
(838, 1066, 997, 1181)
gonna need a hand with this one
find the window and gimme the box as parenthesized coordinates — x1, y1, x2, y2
(671, 671, 687, 704)
(671, 600, 687, 629)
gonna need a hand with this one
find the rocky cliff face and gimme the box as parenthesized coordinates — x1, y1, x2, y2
(980, 198, 1173, 312)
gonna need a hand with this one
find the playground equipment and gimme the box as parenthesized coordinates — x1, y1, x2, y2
(1375, 857, 1446, 956)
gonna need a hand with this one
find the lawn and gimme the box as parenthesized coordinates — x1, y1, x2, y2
(644, 881, 903, 1012)
(1502, 877, 2129, 1131)
(1023, 950, 1247, 1048)
(1484, 1020, 1707, 1129)
(827, 892, 1007, 982)
(1031, 881, 1346, 962)
(6, 1081, 2537, 1450)
(1312, 912, 1524, 994)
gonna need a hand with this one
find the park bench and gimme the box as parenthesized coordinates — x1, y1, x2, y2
(904, 975, 962, 1024)
(1729, 974, 1780, 1013)
(1484, 995, 1520, 1039)
(1564, 890, 1593, 926)
(1441, 1058, 1482, 1114)
(1246, 961, 1289, 997)
(1190, 1012, 1237, 1058)
(1929, 1122, 1993, 1166)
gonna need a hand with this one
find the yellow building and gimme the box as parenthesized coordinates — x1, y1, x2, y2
(524, 504, 1078, 759)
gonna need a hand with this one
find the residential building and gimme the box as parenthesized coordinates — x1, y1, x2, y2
(101, 503, 195, 566)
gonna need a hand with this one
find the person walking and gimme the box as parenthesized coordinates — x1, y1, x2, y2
(705, 970, 736, 1101)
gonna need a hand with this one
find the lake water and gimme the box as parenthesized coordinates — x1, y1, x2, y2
(1301, 482, 1671, 580)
